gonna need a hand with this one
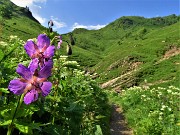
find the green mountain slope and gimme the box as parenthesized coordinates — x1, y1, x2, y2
(0, 0, 48, 41)
(65, 15, 180, 89)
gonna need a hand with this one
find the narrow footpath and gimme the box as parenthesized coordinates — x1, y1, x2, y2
(110, 105, 133, 135)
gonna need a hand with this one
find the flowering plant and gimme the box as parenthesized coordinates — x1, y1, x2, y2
(0, 21, 109, 135)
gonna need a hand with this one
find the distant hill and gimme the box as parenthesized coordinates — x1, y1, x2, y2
(0, 0, 48, 41)
(63, 15, 180, 89)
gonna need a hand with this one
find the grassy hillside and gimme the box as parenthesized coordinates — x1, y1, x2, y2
(0, 0, 48, 41)
(62, 15, 180, 89)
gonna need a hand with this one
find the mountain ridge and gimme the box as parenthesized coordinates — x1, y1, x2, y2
(0, 0, 179, 89)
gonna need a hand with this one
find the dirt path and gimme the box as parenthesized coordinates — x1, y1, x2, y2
(110, 105, 133, 135)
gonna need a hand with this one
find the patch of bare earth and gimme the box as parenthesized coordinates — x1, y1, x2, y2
(156, 46, 180, 64)
(101, 62, 142, 90)
(110, 105, 133, 135)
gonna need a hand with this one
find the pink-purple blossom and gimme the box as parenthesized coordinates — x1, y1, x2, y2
(57, 36, 62, 49)
(8, 34, 56, 105)
(8, 59, 52, 104)
(24, 34, 55, 68)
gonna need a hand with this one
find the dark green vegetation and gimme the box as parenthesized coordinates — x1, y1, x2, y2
(0, 0, 180, 134)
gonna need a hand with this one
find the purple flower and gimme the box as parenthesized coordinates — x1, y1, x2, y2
(8, 59, 53, 105)
(24, 34, 55, 67)
(57, 36, 62, 49)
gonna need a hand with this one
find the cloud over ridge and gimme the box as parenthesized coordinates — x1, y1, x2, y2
(72, 23, 106, 30)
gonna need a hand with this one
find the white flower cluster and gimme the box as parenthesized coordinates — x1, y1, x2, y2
(0, 41, 8, 47)
(63, 60, 79, 68)
(9, 35, 25, 45)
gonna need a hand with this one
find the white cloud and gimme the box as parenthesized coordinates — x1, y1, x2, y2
(29, 4, 47, 24)
(10, 0, 33, 7)
(10, 0, 47, 24)
(34, 15, 46, 24)
(10, 0, 47, 7)
(50, 16, 67, 29)
(72, 23, 106, 30)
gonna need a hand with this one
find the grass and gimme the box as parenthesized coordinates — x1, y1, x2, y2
(107, 86, 180, 134)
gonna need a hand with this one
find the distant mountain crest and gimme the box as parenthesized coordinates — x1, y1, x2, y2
(105, 14, 179, 30)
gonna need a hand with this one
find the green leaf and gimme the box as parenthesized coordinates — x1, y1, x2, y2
(14, 121, 42, 134)
(95, 125, 103, 135)
(0, 88, 9, 93)
(29, 122, 42, 131)
(0, 120, 11, 126)
(96, 115, 106, 119)
(15, 123, 31, 134)
(0, 49, 4, 61)
(0, 109, 11, 119)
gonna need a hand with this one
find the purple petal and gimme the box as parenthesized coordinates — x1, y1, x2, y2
(16, 64, 33, 80)
(41, 82, 52, 96)
(24, 40, 37, 58)
(28, 58, 39, 73)
(38, 60, 53, 78)
(24, 89, 38, 105)
(37, 34, 50, 49)
(8, 79, 26, 95)
(44, 46, 55, 58)
(57, 41, 62, 49)
(59, 35, 62, 40)
(44, 59, 53, 68)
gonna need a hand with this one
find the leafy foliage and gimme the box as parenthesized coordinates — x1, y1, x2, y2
(108, 86, 180, 134)
(0, 36, 111, 135)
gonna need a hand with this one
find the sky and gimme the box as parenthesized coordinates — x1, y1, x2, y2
(10, 0, 179, 34)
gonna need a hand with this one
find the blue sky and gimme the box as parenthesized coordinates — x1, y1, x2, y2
(10, 0, 179, 34)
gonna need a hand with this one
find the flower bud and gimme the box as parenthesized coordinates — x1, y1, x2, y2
(48, 20, 54, 27)
(67, 44, 72, 55)
(69, 33, 75, 45)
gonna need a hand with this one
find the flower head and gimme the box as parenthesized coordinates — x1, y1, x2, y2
(57, 36, 62, 49)
(24, 34, 55, 68)
(8, 59, 53, 104)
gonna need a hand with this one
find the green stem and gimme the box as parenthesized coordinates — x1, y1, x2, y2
(7, 125, 13, 135)
(0, 41, 19, 63)
(50, 36, 56, 45)
(51, 50, 62, 124)
(7, 94, 24, 135)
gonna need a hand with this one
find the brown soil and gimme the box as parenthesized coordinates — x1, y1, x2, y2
(163, 46, 180, 59)
(110, 105, 133, 135)
(157, 46, 180, 64)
